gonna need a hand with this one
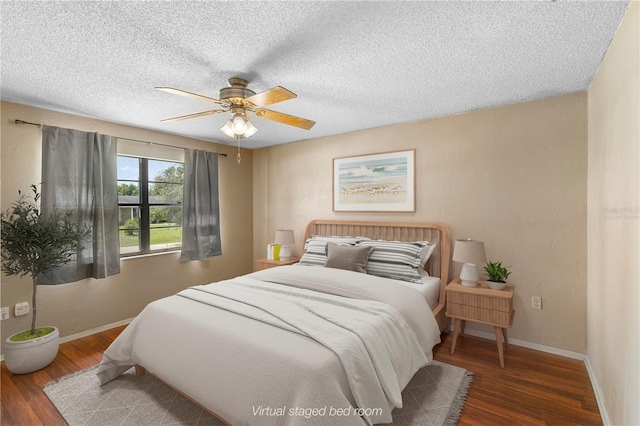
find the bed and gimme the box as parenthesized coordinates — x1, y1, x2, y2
(301, 220, 451, 333)
(97, 220, 451, 426)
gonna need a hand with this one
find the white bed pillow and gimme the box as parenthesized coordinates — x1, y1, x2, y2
(419, 265, 430, 278)
(420, 242, 436, 267)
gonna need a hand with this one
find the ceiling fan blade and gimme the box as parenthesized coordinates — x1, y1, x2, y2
(156, 87, 223, 105)
(161, 110, 225, 123)
(254, 109, 316, 130)
(245, 86, 296, 108)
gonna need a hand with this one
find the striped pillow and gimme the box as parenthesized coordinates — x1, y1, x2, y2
(297, 237, 358, 267)
(297, 239, 329, 266)
(356, 238, 426, 283)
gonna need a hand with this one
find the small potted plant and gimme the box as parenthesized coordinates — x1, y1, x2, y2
(483, 260, 511, 290)
(1, 185, 90, 374)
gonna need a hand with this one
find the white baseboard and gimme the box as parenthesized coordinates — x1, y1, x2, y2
(450, 326, 586, 360)
(449, 325, 611, 425)
(584, 355, 612, 426)
(0, 318, 134, 363)
(58, 318, 134, 344)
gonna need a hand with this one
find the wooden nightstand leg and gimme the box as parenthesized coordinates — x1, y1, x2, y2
(460, 320, 466, 335)
(494, 327, 505, 368)
(135, 365, 146, 376)
(451, 319, 461, 354)
(503, 328, 509, 347)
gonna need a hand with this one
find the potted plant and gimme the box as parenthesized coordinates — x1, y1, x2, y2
(483, 260, 512, 290)
(1, 185, 90, 374)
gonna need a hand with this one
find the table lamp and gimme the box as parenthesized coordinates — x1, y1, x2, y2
(274, 229, 295, 261)
(452, 239, 486, 287)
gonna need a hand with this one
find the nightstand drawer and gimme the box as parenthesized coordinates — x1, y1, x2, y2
(446, 280, 515, 328)
(446, 301, 512, 326)
(447, 289, 512, 312)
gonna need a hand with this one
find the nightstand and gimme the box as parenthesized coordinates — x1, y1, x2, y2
(255, 257, 300, 271)
(446, 279, 515, 368)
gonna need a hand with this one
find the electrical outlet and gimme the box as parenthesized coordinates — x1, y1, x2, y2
(1, 307, 9, 320)
(532, 296, 542, 310)
(14, 301, 29, 317)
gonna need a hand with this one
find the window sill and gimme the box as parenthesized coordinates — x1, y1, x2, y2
(120, 250, 181, 261)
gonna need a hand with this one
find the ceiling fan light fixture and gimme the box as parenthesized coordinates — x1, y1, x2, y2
(220, 114, 258, 139)
(244, 120, 258, 137)
(231, 114, 248, 134)
(220, 120, 236, 138)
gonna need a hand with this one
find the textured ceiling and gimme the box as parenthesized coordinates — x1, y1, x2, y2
(0, 1, 630, 149)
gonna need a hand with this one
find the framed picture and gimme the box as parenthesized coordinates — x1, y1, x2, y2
(333, 149, 415, 212)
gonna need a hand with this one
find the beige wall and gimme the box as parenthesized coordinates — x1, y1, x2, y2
(0, 101, 254, 352)
(587, 1, 639, 425)
(254, 92, 588, 353)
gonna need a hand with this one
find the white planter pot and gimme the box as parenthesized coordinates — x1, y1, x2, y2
(4, 326, 60, 374)
(487, 280, 507, 290)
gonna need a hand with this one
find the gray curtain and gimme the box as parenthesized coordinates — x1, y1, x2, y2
(40, 125, 120, 284)
(181, 149, 222, 261)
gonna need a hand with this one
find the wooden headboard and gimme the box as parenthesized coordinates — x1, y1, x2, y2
(303, 220, 452, 332)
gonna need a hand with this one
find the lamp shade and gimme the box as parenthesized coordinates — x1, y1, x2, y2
(275, 229, 295, 261)
(453, 239, 486, 287)
(452, 239, 486, 267)
(274, 229, 295, 246)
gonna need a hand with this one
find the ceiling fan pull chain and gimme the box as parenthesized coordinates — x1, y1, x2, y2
(236, 135, 242, 164)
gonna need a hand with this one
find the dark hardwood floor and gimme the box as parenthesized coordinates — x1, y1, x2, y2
(1, 325, 602, 425)
(433, 333, 602, 426)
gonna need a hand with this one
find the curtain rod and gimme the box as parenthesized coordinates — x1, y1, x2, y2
(13, 119, 228, 157)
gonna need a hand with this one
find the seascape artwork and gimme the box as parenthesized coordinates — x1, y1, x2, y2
(333, 150, 415, 212)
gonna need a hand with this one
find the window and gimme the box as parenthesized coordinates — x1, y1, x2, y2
(117, 155, 184, 256)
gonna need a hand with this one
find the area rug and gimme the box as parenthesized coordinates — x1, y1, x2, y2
(44, 360, 473, 426)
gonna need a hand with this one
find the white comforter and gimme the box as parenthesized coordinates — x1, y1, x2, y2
(97, 266, 441, 425)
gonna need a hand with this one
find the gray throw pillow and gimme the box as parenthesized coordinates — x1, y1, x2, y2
(325, 243, 372, 273)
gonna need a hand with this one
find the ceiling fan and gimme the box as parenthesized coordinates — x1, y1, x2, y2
(156, 77, 316, 140)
